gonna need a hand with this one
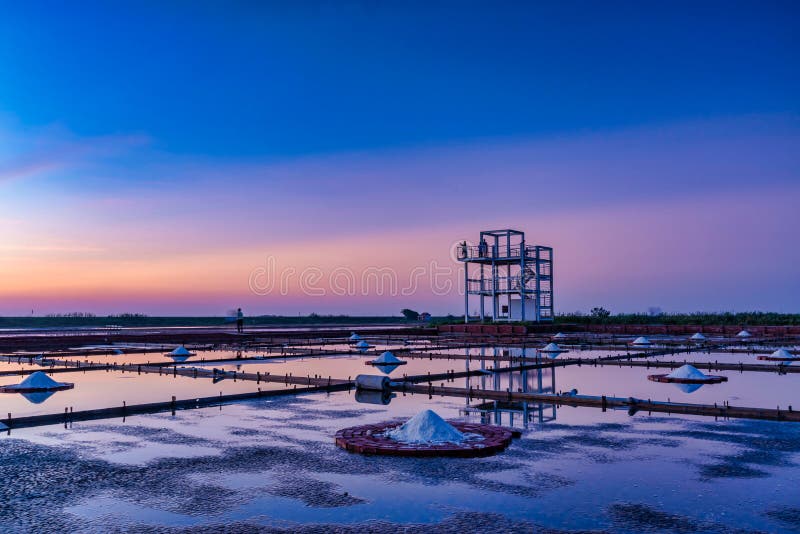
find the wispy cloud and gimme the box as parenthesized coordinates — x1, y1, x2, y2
(0, 121, 150, 184)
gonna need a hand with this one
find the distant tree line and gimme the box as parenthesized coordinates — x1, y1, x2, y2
(42, 312, 149, 318)
(556, 311, 800, 326)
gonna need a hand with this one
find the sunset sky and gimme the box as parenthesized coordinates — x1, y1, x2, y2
(1, 2, 798, 316)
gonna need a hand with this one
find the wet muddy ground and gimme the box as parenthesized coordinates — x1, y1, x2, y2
(2, 389, 800, 533)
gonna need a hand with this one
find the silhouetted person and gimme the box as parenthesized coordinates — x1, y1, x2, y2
(236, 308, 244, 333)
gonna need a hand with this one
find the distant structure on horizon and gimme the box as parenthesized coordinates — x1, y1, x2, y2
(457, 229, 553, 323)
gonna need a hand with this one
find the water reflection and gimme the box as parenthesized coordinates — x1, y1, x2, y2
(374, 364, 400, 375)
(20, 390, 57, 404)
(463, 347, 558, 429)
(672, 382, 704, 394)
(355, 389, 395, 405)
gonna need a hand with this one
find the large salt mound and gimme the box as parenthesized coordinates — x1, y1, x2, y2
(170, 346, 192, 356)
(372, 351, 403, 364)
(541, 343, 564, 353)
(552, 332, 567, 339)
(737, 330, 751, 338)
(386, 410, 466, 445)
(349, 332, 361, 341)
(632, 336, 651, 345)
(7, 371, 63, 390)
(355, 340, 370, 349)
(771, 348, 797, 360)
(666, 364, 707, 380)
(690, 332, 706, 341)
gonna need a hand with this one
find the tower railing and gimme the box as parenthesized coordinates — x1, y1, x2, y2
(467, 276, 550, 293)
(457, 244, 549, 261)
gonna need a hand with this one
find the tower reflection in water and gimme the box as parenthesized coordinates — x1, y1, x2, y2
(461, 346, 557, 429)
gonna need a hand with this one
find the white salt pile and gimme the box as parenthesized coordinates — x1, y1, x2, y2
(6, 371, 65, 390)
(771, 348, 797, 360)
(666, 364, 707, 380)
(355, 340, 370, 349)
(552, 332, 567, 339)
(386, 409, 467, 445)
(632, 336, 651, 345)
(540, 343, 565, 353)
(737, 330, 751, 338)
(349, 332, 361, 341)
(690, 332, 706, 341)
(169, 346, 192, 356)
(371, 351, 403, 364)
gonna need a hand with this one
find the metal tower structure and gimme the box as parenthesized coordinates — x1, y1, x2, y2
(457, 229, 553, 323)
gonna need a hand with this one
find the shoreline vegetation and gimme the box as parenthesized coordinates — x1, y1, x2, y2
(0, 311, 799, 329)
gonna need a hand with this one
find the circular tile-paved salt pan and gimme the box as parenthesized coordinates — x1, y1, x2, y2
(335, 421, 519, 458)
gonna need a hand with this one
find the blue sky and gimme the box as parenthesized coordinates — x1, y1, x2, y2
(1, 1, 797, 156)
(0, 2, 798, 315)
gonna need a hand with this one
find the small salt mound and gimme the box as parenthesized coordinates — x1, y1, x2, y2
(737, 330, 751, 338)
(349, 332, 361, 341)
(666, 365, 707, 380)
(8, 371, 63, 390)
(690, 333, 706, 341)
(386, 410, 466, 445)
(552, 332, 567, 339)
(632, 336, 651, 345)
(771, 348, 797, 360)
(540, 343, 564, 353)
(372, 351, 403, 364)
(355, 340, 370, 348)
(170, 346, 192, 356)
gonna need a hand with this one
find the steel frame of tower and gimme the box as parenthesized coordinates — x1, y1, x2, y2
(457, 229, 554, 323)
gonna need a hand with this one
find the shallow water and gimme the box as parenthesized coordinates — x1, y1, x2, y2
(463, 362, 799, 408)
(2, 390, 799, 533)
(1, 343, 799, 533)
(0, 369, 286, 417)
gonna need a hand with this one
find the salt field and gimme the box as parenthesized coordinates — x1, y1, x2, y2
(3, 385, 800, 532)
(1, 326, 799, 532)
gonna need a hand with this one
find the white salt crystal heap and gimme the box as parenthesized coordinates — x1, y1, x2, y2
(552, 332, 567, 340)
(355, 340, 370, 349)
(541, 343, 564, 353)
(386, 410, 467, 445)
(632, 336, 651, 345)
(371, 351, 403, 364)
(771, 348, 798, 362)
(170, 346, 192, 356)
(666, 364, 708, 380)
(690, 332, 706, 341)
(737, 330, 751, 338)
(349, 332, 361, 341)
(6, 371, 65, 390)
(540, 343, 567, 359)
